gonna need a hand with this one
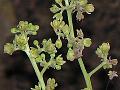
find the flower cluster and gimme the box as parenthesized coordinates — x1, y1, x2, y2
(11, 21, 39, 35)
(4, 21, 66, 90)
(96, 43, 118, 79)
(46, 78, 57, 90)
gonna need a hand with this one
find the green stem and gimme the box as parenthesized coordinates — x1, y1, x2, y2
(41, 60, 52, 76)
(78, 58, 93, 90)
(65, 0, 75, 38)
(25, 43, 45, 90)
(89, 61, 106, 77)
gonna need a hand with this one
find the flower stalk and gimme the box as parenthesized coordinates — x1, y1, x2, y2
(25, 43, 46, 90)
(78, 58, 92, 90)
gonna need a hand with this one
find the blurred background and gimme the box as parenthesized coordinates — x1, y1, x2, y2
(0, 0, 120, 90)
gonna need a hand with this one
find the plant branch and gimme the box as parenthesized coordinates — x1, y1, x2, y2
(78, 58, 93, 90)
(25, 43, 46, 90)
(89, 61, 106, 77)
(65, 0, 75, 38)
(41, 60, 52, 76)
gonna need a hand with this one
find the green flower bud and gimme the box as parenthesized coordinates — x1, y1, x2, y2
(4, 43, 15, 55)
(18, 21, 28, 30)
(46, 78, 57, 90)
(55, 38, 62, 49)
(55, 65, 61, 70)
(56, 55, 65, 65)
(42, 39, 47, 46)
(34, 25, 39, 31)
(51, 20, 61, 30)
(96, 43, 110, 58)
(11, 28, 19, 34)
(79, 0, 88, 6)
(15, 34, 27, 50)
(67, 48, 75, 61)
(53, 13, 63, 21)
(83, 38, 92, 47)
(30, 47, 39, 58)
(41, 53, 46, 60)
(84, 4, 94, 14)
(42, 39, 56, 54)
(50, 5, 60, 13)
(96, 48, 103, 58)
(47, 44, 56, 54)
(59, 21, 65, 29)
(55, 0, 63, 4)
(100, 43, 110, 54)
(33, 40, 39, 46)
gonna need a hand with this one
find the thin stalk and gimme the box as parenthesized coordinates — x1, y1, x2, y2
(41, 60, 52, 76)
(64, 0, 92, 89)
(65, 0, 75, 38)
(89, 61, 106, 77)
(78, 58, 93, 90)
(25, 43, 46, 90)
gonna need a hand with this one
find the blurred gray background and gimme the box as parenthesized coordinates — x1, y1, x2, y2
(0, 0, 120, 90)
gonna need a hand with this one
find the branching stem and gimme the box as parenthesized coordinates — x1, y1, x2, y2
(41, 60, 52, 76)
(89, 61, 106, 77)
(25, 43, 45, 90)
(65, 0, 75, 38)
(78, 58, 93, 90)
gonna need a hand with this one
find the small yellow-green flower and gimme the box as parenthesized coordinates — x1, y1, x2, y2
(4, 43, 15, 55)
(84, 4, 94, 14)
(83, 38, 92, 47)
